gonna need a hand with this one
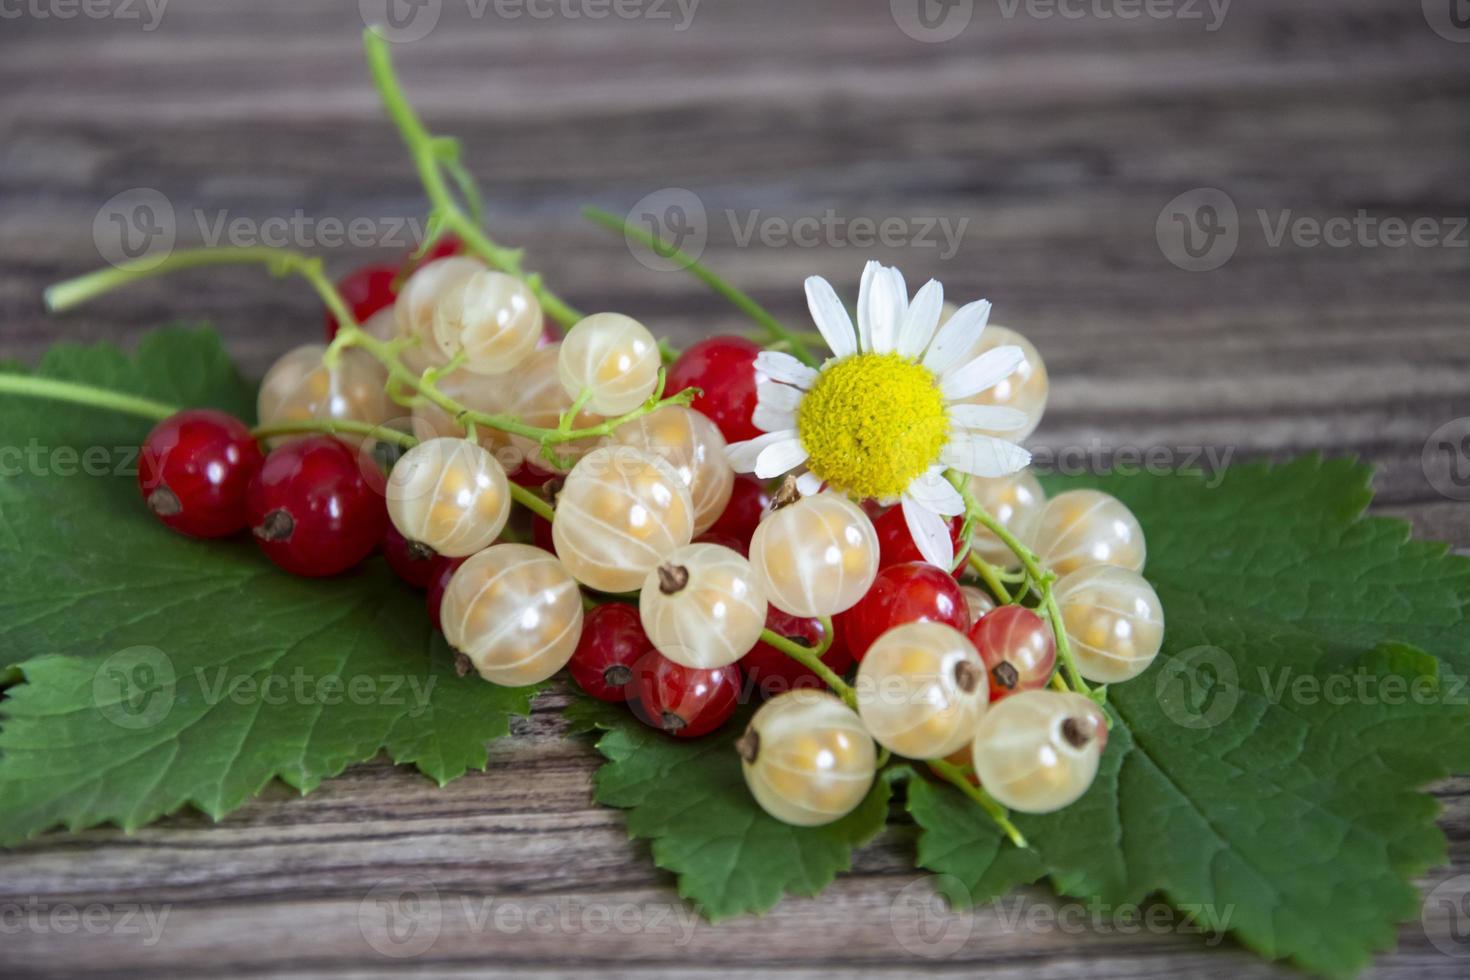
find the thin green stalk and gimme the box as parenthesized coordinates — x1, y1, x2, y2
(250, 418, 418, 449)
(509, 482, 555, 522)
(967, 551, 1014, 605)
(928, 759, 1029, 849)
(362, 30, 582, 329)
(758, 619, 854, 709)
(582, 205, 821, 368)
(0, 374, 178, 421)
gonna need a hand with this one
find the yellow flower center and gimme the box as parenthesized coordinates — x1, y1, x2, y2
(796, 352, 949, 500)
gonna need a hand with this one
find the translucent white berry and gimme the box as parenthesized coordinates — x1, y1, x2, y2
(552, 446, 694, 593)
(639, 543, 767, 669)
(360, 307, 399, 343)
(256, 344, 393, 446)
(611, 406, 734, 534)
(737, 690, 877, 827)
(969, 469, 1046, 569)
(395, 256, 485, 371)
(854, 621, 989, 759)
(386, 437, 511, 558)
(505, 344, 604, 473)
(440, 543, 583, 687)
(959, 584, 996, 622)
(432, 269, 542, 376)
(1054, 565, 1164, 683)
(557, 313, 661, 416)
(971, 690, 1107, 813)
(942, 309, 1049, 442)
(1027, 489, 1146, 577)
(748, 492, 879, 618)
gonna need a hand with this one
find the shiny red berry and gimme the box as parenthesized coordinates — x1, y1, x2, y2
(569, 604, 652, 702)
(246, 436, 387, 577)
(839, 561, 971, 662)
(666, 336, 766, 444)
(138, 409, 264, 539)
(383, 523, 442, 590)
(631, 652, 742, 738)
(325, 263, 399, 340)
(968, 605, 1056, 700)
(426, 555, 467, 632)
(740, 608, 852, 698)
(704, 474, 772, 546)
(416, 234, 465, 264)
(872, 505, 967, 575)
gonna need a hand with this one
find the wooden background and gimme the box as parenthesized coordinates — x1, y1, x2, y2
(1, 0, 1467, 975)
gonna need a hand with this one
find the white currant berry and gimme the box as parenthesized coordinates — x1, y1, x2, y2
(611, 406, 734, 534)
(1054, 565, 1164, 683)
(552, 446, 694, 593)
(441, 543, 583, 687)
(1027, 489, 1146, 577)
(748, 492, 879, 618)
(256, 344, 393, 446)
(854, 621, 989, 759)
(505, 344, 604, 473)
(737, 690, 877, 827)
(959, 584, 996, 622)
(971, 690, 1107, 814)
(395, 256, 485, 371)
(412, 367, 515, 460)
(969, 469, 1046, 569)
(942, 307, 1049, 442)
(557, 313, 661, 416)
(431, 269, 542, 376)
(386, 437, 511, 558)
(360, 307, 399, 343)
(639, 543, 767, 669)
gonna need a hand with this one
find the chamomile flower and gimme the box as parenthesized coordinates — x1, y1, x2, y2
(728, 262, 1032, 569)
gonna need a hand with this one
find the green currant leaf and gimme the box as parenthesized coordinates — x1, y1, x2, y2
(912, 460, 1470, 979)
(0, 328, 539, 844)
(564, 698, 892, 920)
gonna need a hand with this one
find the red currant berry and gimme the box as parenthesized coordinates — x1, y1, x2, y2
(138, 409, 264, 539)
(838, 561, 971, 662)
(740, 608, 852, 698)
(531, 514, 556, 554)
(569, 604, 652, 702)
(426, 555, 467, 632)
(538, 316, 562, 348)
(632, 651, 742, 738)
(704, 475, 772, 546)
(693, 531, 748, 556)
(872, 505, 966, 574)
(416, 234, 465, 264)
(968, 605, 1056, 701)
(246, 436, 387, 577)
(383, 523, 442, 590)
(325, 263, 398, 340)
(666, 336, 766, 444)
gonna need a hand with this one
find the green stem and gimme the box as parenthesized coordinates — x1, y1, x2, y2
(250, 418, 418, 449)
(582, 205, 821, 368)
(967, 552, 1014, 605)
(509, 482, 555, 522)
(0, 373, 178, 421)
(363, 30, 582, 330)
(928, 759, 1029, 849)
(757, 621, 854, 709)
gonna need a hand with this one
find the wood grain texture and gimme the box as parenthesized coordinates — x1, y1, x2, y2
(1, 0, 1467, 976)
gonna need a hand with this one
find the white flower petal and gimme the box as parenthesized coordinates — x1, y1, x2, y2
(757, 381, 804, 413)
(795, 471, 825, 496)
(866, 265, 907, 354)
(804, 276, 858, 358)
(727, 430, 795, 473)
(948, 404, 1030, 432)
(901, 494, 955, 570)
(941, 432, 1032, 478)
(755, 437, 810, 479)
(752, 404, 797, 433)
(922, 299, 992, 375)
(754, 350, 818, 389)
(940, 344, 1024, 400)
(905, 467, 966, 516)
(896, 279, 943, 360)
(856, 260, 882, 352)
